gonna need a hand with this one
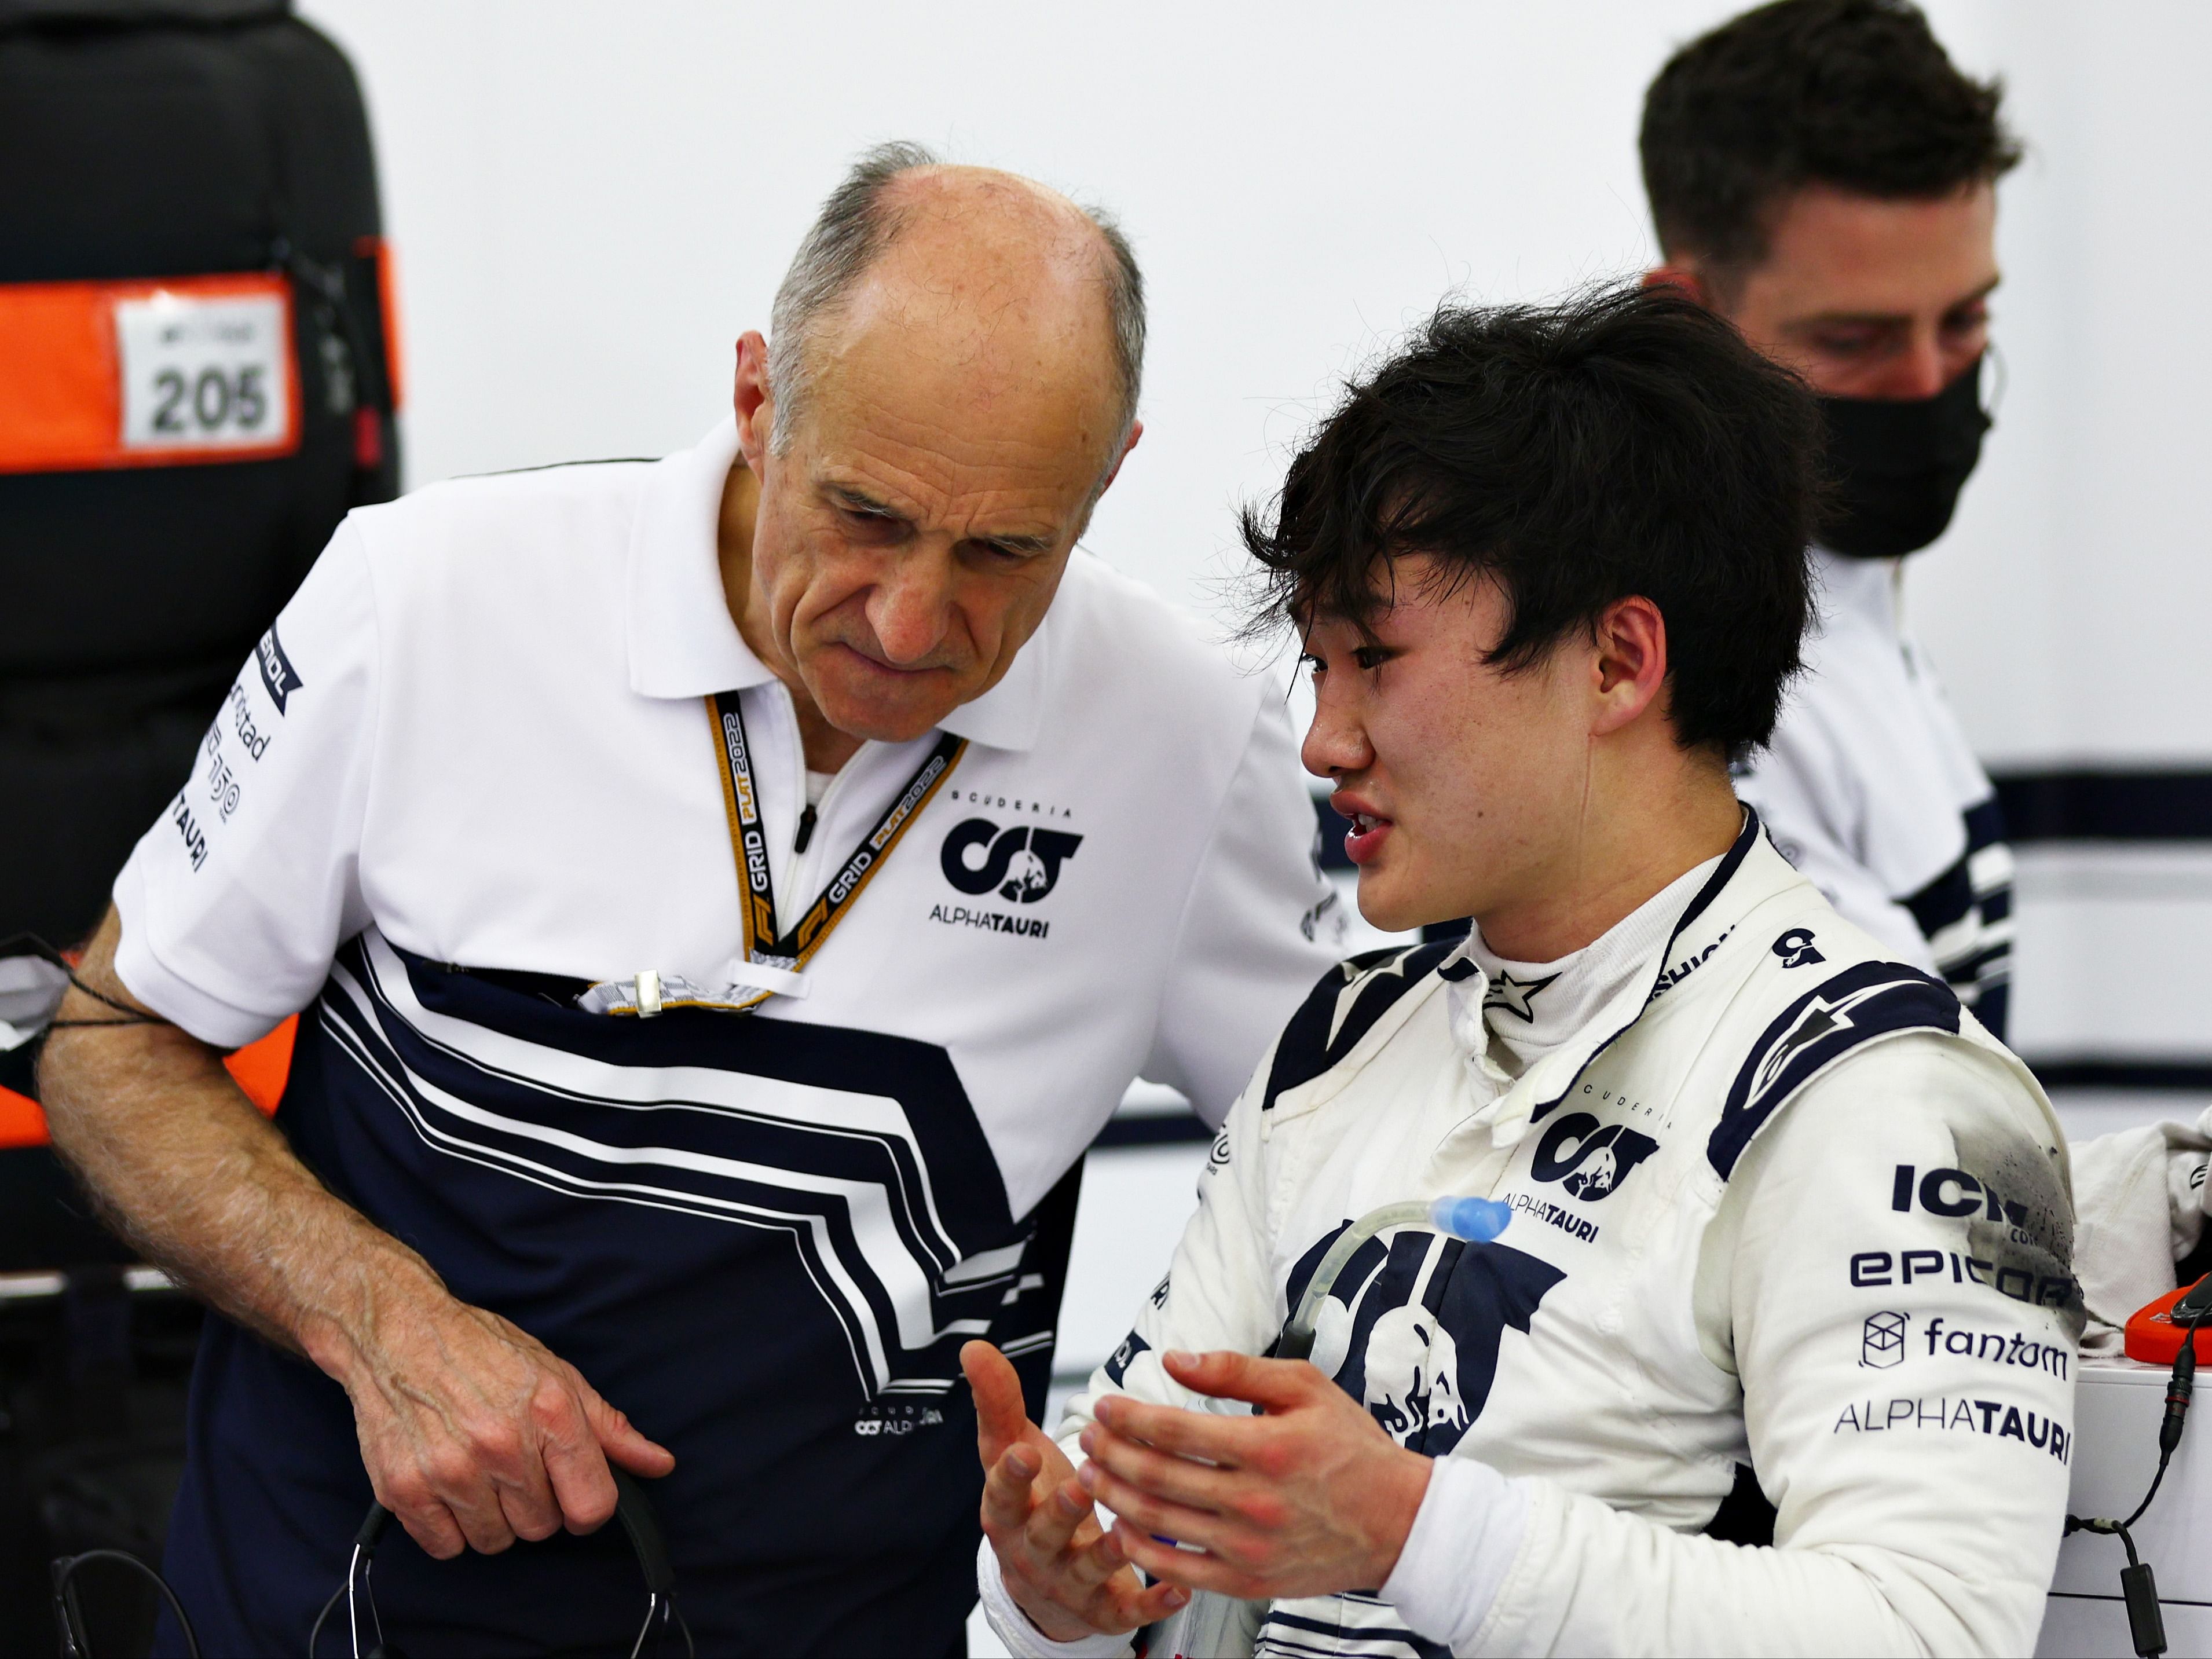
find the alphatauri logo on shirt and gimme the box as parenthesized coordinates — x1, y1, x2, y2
(939, 819, 1082, 904)
(1529, 1112, 1661, 1203)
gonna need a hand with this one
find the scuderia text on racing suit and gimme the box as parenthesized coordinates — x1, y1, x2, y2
(982, 811, 2080, 1658)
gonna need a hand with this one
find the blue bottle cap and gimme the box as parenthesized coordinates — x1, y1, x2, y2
(1428, 1195, 1511, 1243)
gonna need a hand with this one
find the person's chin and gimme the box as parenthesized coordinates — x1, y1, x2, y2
(1354, 866, 1424, 935)
(812, 665, 965, 744)
(1357, 861, 1470, 937)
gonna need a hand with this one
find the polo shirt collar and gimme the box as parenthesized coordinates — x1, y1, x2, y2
(627, 418, 775, 699)
(626, 417, 1051, 752)
(933, 610, 1050, 752)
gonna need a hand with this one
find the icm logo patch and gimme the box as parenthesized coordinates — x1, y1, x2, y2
(940, 819, 1082, 903)
(1529, 1112, 1660, 1203)
(255, 624, 304, 715)
(1771, 927, 1826, 969)
(1862, 1311, 1907, 1368)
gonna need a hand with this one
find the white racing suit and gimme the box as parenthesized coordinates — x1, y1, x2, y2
(981, 812, 2079, 1657)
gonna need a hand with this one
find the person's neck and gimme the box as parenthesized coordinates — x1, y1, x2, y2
(717, 460, 865, 774)
(1473, 750, 1742, 964)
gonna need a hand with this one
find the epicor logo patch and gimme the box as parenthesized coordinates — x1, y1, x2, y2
(939, 819, 1082, 903)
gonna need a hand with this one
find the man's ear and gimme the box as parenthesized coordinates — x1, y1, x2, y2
(1590, 596, 1669, 738)
(1642, 264, 1709, 308)
(733, 331, 774, 470)
(1069, 420, 1144, 543)
(1097, 419, 1142, 499)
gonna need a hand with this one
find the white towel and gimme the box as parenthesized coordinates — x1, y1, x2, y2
(2069, 1106, 2212, 1352)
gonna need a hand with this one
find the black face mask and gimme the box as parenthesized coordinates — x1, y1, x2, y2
(1816, 354, 1992, 559)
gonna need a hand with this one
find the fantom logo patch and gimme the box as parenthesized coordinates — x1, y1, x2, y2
(939, 819, 1082, 903)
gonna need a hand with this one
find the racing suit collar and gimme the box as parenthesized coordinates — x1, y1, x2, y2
(1441, 808, 1786, 1147)
(1459, 854, 1725, 1074)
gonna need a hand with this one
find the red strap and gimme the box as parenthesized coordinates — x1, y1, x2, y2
(0, 272, 301, 473)
(0, 1015, 295, 1149)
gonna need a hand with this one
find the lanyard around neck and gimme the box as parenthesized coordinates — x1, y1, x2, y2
(708, 691, 966, 999)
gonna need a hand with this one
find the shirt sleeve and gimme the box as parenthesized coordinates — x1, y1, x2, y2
(1142, 697, 1345, 1128)
(111, 517, 380, 1048)
(1387, 1034, 2076, 1657)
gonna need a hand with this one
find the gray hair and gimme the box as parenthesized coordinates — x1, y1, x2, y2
(766, 141, 1147, 471)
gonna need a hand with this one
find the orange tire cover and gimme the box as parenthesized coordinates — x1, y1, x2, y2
(223, 1016, 296, 1115)
(0, 1014, 294, 1149)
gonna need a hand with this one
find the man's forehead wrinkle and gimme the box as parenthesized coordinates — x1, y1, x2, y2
(815, 418, 1082, 541)
(825, 378, 1098, 478)
(831, 246, 1112, 387)
(789, 166, 1123, 530)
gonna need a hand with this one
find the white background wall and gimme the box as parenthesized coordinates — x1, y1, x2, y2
(288, 0, 2212, 1379)
(296, 0, 2212, 771)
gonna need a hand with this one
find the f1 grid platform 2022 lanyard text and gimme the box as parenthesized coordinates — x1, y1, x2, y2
(702, 690, 967, 1010)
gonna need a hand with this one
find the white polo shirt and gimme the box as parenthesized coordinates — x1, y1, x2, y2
(1735, 550, 2013, 1041)
(112, 418, 1343, 1656)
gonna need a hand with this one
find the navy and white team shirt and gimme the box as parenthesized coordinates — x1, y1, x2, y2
(112, 418, 1343, 1657)
(1736, 549, 2013, 1039)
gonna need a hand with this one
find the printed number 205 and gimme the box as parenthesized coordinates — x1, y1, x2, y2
(150, 365, 268, 435)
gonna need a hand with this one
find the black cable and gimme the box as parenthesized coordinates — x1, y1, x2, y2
(60, 972, 159, 1021)
(0, 932, 174, 1027)
(2063, 1291, 2212, 1658)
(51, 1549, 200, 1659)
(308, 1576, 348, 1657)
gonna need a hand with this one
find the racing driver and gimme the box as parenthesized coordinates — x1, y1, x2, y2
(964, 285, 2081, 1657)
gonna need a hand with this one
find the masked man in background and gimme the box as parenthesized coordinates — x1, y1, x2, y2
(1643, 0, 2020, 1038)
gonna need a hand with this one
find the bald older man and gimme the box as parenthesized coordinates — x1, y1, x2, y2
(36, 145, 1341, 1655)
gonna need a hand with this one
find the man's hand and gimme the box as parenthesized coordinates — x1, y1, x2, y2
(329, 1289, 675, 1558)
(38, 905, 673, 1562)
(1074, 1349, 1431, 1602)
(962, 1341, 1189, 1643)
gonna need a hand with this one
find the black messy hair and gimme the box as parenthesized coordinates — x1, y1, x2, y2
(1240, 284, 1822, 761)
(1642, 0, 2020, 279)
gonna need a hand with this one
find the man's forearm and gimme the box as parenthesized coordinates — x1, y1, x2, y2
(36, 911, 442, 1376)
(38, 910, 675, 1559)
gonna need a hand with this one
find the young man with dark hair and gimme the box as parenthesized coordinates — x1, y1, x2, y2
(964, 285, 2078, 1657)
(1643, 0, 2023, 1038)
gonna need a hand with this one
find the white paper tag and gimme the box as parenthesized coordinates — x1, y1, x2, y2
(114, 290, 292, 452)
